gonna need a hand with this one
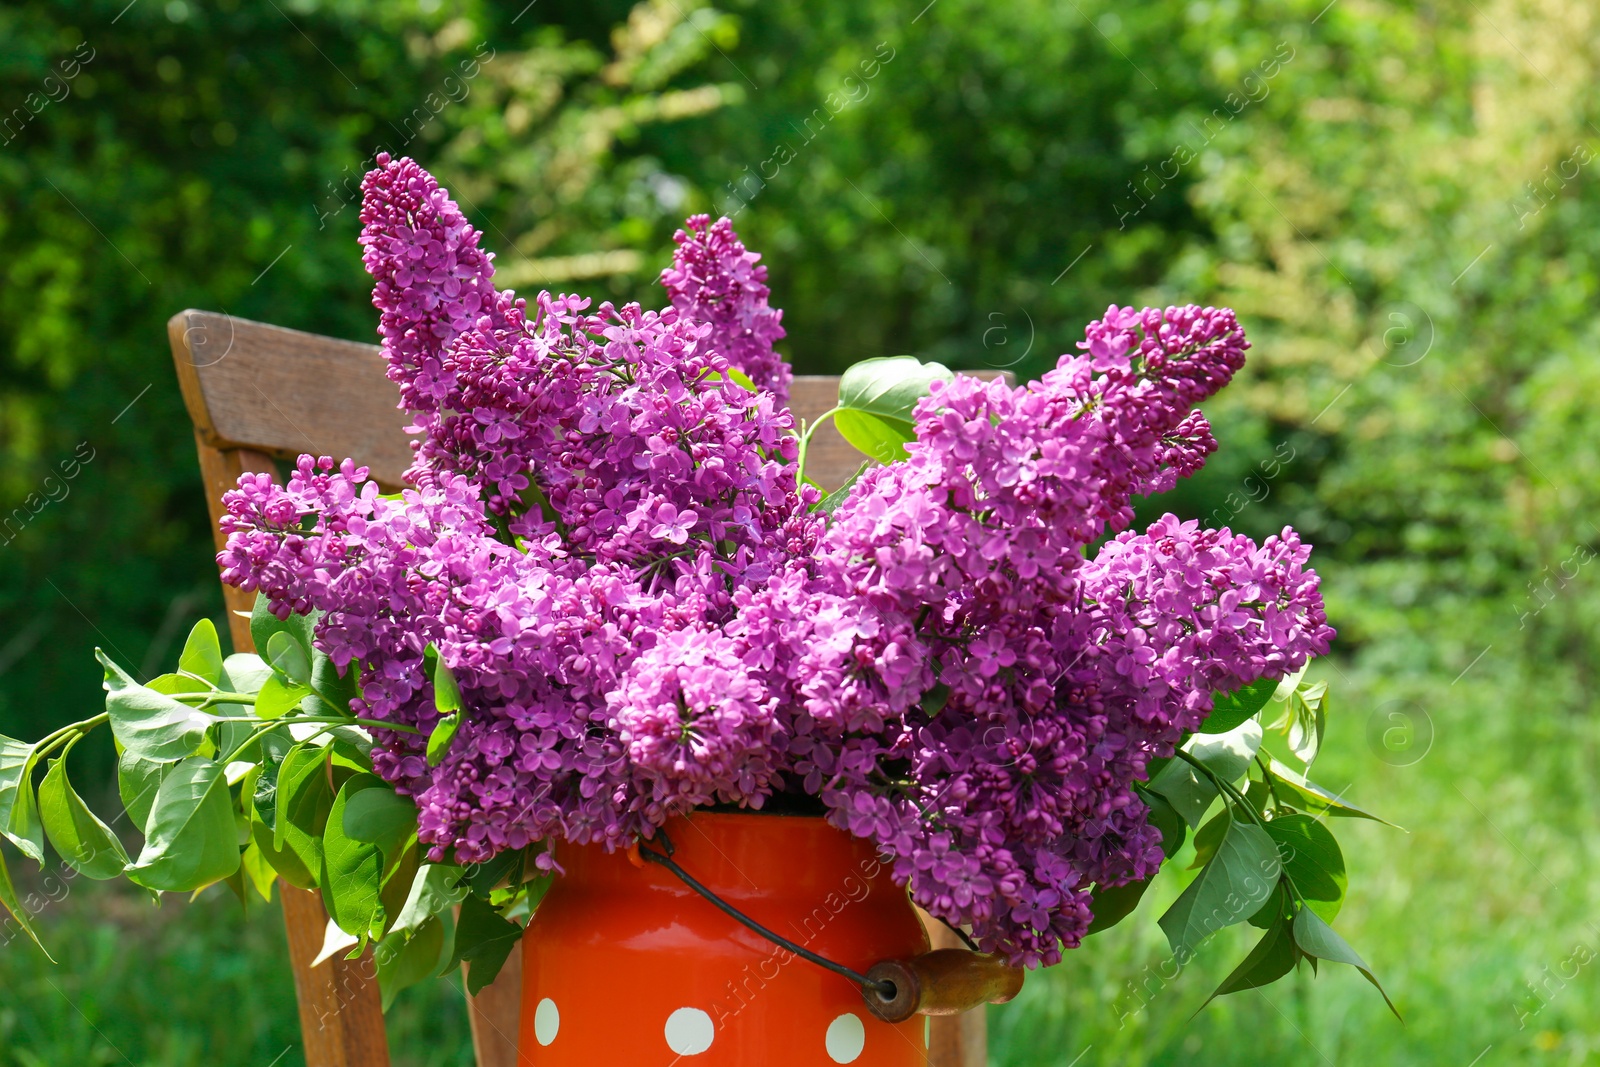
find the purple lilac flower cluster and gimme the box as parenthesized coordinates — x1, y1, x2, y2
(217, 155, 1333, 965)
(660, 214, 791, 404)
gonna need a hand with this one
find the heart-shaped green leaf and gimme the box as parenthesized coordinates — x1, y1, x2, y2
(265, 631, 312, 686)
(1200, 675, 1280, 734)
(342, 785, 416, 855)
(1184, 719, 1263, 785)
(127, 756, 241, 892)
(0, 735, 44, 863)
(1144, 757, 1219, 829)
(255, 675, 310, 720)
(837, 355, 955, 424)
(0, 846, 49, 958)
(323, 775, 387, 941)
(39, 755, 129, 879)
(1158, 814, 1282, 959)
(116, 749, 167, 832)
(451, 892, 524, 995)
(99, 650, 219, 762)
(833, 408, 916, 464)
(376, 912, 450, 1010)
(177, 618, 225, 688)
(1292, 907, 1401, 1019)
(1264, 814, 1347, 921)
(1202, 914, 1299, 1009)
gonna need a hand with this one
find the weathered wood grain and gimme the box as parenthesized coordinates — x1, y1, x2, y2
(169, 310, 414, 487)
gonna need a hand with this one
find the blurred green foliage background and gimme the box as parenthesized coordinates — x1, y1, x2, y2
(2, 0, 1598, 1064)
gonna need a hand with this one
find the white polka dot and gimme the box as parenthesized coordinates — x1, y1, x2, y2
(664, 1007, 715, 1056)
(534, 998, 559, 1046)
(825, 1012, 866, 1063)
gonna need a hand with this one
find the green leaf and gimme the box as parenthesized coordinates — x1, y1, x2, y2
(390, 863, 469, 940)
(251, 594, 318, 668)
(147, 670, 207, 697)
(240, 838, 277, 903)
(1158, 814, 1282, 960)
(1264, 814, 1347, 921)
(249, 814, 315, 891)
(833, 407, 916, 464)
(127, 757, 242, 892)
(1291, 907, 1402, 1019)
(1265, 758, 1400, 827)
(1200, 675, 1280, 734)
(1144, 757, 1218, 829)
(0, 845, 50, 959)
(220, 653, 273, 698)
(378, 836, 421, 925)
(274, 744, 337, 878)
(251, 750, 282, 831)
(265, 630, 312, 686)
(1188, 809, 1230, 870)
(0, 735, 44, 863)
(342, 786, 415, 855)
(837, 354, 955, 424)
(1287, 682, 1329, 766)
(467, 846, 526, 897)
(376, 912, 450, 1010)
(451, 892, 524, 995)
(1142, 790, 1187, 859)
(99, 649, 219, 762)
(322, 775, 387, 941)
(39, 756, 129, 879)
(814, 461, 870, 515)
(177, 618, 225, 688)
(303, 649, 360, 718)
(716, 366, 757, 391)
(432, 653, 463, 715)
(426, 713, 461, 768)
(1201, 916, 1299, 1009)
(255, 675, 310, 720)
(1184, 719, 1263, 785)
(1087, 876, 1153, 934)
(117, 749, 167, 832)
(1247, 878, 1293, 930)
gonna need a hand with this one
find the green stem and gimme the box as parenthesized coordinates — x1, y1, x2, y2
(190, 692, 258, 710)
(1175, 748, 1269, 831)
(32, 712, 110, 757)
(218, 714, 423, 765)
(1255, 752, 1287, 812)
(220, 719, 295, 764)
(795, 406, 841, 487)
(354, 718, 421, 735)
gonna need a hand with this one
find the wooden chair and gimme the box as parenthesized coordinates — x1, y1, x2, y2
(167, 309, 991, 1067)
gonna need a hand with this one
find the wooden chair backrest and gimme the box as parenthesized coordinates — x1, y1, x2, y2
(167, 308, 989, 1067)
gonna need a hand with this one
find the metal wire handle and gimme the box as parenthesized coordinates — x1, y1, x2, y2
(634, 830, 899, 999)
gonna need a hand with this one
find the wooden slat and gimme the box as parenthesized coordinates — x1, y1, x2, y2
(788, 375, 861, 492)
(169, 310, 415, 487)
(925, 920, 988, 1067)
(464, 950, 528, 1067)
(280, 880, 394, 1067)
(182, 395, 393, 1067)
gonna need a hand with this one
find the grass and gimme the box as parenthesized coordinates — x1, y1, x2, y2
(0, 875, 475, 1067)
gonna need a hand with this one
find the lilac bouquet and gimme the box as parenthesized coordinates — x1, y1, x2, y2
(207, 155, 1342, 972)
